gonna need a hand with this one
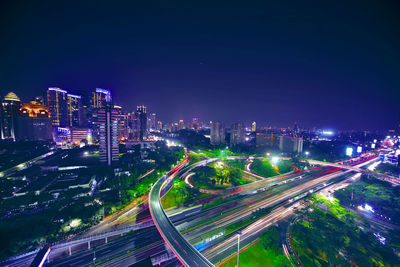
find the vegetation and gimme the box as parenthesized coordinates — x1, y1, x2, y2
(0, 142, 186, 261)
(291, 193, 399, 266)
(191, 161, 249, 190)
(334, 175, 400, 223)
(251, 159, 291, 177)
(223, 239, 290, 267)
(161, 179, 203, 209)
(375, 163, 400, 177)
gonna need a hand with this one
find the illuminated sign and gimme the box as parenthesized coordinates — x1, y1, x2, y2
(346, 147, 353, 156)
(357, 146, 362, 153)
(371, 143, 376, 149)
(57, 127, 71, 134)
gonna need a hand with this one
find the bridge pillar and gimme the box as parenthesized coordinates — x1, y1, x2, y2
(88, 241, 90, 249)
(69, 246, 72, 256)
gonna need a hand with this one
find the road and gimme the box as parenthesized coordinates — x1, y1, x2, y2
(149, 156, 214, 267)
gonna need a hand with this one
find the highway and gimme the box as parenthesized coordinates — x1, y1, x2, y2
(5, 153, 381, 267)
(149, 156, 214, 267)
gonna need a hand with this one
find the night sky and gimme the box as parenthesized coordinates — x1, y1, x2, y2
(1, 1, 400, 130)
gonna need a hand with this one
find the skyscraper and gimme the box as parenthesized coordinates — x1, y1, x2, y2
(90, 88, 112, 142)
(98, 96, 119, 166)
(91, 88, 111, 109)
(149, 113, 156, 131)
(136, 105, 147, 140)
(47, 87, 68, 127)
(279, 136, 303, 154)
(1, 92, 21, 140)
(114, 105, 129, 141)
(230, 123, 245, 145)
(67, 94, 82, 127)
(252, 121, 256, 132)
(210, 121, 225, 145)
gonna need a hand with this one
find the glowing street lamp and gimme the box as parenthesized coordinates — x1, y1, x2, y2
(271, 157, 279, 165)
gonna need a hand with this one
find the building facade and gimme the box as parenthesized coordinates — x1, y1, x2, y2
(230, 122, 245, 145)
(136, 105, 147, 140)
(67, 94, 82, 127)
(47, 87, 68, 127)
(98, 99, 119, 166)
(279, 136, 303, 154)
(210, 121, 225, 145)
(1, 92, 21, 140)
(17, 101, 52, 141)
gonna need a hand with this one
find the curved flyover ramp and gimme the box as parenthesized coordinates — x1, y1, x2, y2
(149, 165, 214, 267)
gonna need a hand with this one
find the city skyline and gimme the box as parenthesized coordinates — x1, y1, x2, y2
(1, 2, 400, 130)
(1, 2, 400, 266)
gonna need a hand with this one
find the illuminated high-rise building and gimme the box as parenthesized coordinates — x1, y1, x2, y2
(67, 94, 82, 127)
(210, 121, 225, 145)
(136, 105, 147, 140)
(230, 123, 245, 145)
(17, 101, 52, 141)
(179, 119, 185, 130)
(149, 113, 156, 131)
(47, 87, 68, 127)
(114, 105, 129, 141)
(1, 92, 21, 140)
(98, 96, 119, 166)
(279, 136, 303, 154)
(191, 117, 201, 131)
(252, 121, 256, 132)
(90, 88, 112, 142)
(157, 121, 163, 131)
(91, 88, 111, 109)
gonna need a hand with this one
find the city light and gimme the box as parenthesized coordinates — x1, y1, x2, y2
(346, 147, 353, 156)
(271, 157, 279, 165)
(321, 130, 334, 136)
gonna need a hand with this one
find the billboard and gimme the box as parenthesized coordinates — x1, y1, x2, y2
(346, 147, 353, 156)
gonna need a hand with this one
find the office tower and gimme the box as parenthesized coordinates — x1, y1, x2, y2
(90, 88, 112, 142)
(157, 121, 163, 131)
(129, 112, 141, 140)
(98, 97, 119, 166)
(1, 92, 21, 140)
(191, 117, 201, 131)
(17, 101, 52, 141)
(114, 105, 128, 141)
(179, 120, 185, 130)
(67, 93, 82, 127)
(255, 132, 279, 147)
(252, 121, 256, 132)
(149, 113, 156, 131)
(47, 87, 68, 127)
(136, 105, 147, 140)
(279, 136, 303, 153)
(210, 121, 225, 145)
(91, 88, 111, 109)
(230, 122, 245, 145)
